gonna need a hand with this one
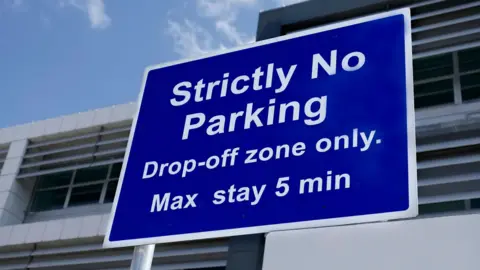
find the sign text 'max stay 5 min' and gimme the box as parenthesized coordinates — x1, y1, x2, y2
(104, 8, 418, 248)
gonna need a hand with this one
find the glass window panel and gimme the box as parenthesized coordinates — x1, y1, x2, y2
(74, 165, 109, 184)
(470, 198, 480, 209)
(415, 92, 454, 109)
(461, 73, 480, 102)
(104, 180, 118, 203)
(36, 171, 73, 189)
(30, 188, 68, 212)
(415, 79, 453, 96)
(462, 85, 480, 102)
(458, 47, 480, 73)
(414, 79, 454, 108)
(413, 53, 453, 81)
(110, 163, 123, 179)
(419, 200, 465, 215)
(68, 184, 103, 207)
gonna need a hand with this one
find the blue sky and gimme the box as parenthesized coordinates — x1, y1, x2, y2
(0, 0, 304, 128)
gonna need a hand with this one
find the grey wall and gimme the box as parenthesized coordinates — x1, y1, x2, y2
(262, 213, 480, 270)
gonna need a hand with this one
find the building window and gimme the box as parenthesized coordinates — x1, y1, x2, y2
(413, 53, 454, 109)
(470, 198, 480, 209)
(458, 47, 480, 102)
(0, 144, 8, 172)
(413, 46, 480, 109)
(29, 162, 122, 212)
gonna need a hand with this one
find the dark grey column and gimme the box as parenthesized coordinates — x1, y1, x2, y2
(256, 0, 404, 41)
(225, 234, 265, 270)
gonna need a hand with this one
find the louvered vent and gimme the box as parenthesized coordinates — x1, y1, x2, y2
(412, 0, 480, 58)
(0, 144, 8, 173)
(398, 0, 480, 215)
(417, 128, 480, 215)
(0, 238, 228, 270)
(283, 0, 480, 109)
(412, 0, 480, 108)
(17, 121, 131, 180)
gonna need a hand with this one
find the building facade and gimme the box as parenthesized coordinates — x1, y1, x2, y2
(0, 0, 479, 269)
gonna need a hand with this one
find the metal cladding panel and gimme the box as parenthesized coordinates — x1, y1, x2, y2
(262, 213, 480, 270)
(0, 238, 228, 270)
(17, 121, 132, 180)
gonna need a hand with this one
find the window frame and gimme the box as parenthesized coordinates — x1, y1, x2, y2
(29, 162, 121, 213)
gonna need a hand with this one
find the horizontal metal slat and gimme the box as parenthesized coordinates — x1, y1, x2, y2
(31, 244, 110, 257)
(0, 262, 29, 270)
(418, 154, 480, 169)
(25, 143, 96, 159)
(0, 250, 33, 260)
(24, 137, 128, 159)
(151, 260, 227, 270)
(413, 28, 480, 46)
(29, 245, 228, 268)
(417, 137, 480, 152)
(409, 0, 444, 9)
(412, 13, 480, 34)
(419, 190, 480, 204)
(463, 83, 480, 91)
(21, 147, 126, 169)
(414, 75, 453, 86)
(28, 126, 130, 149)
(94, 148, 125, 158)
(460, 68, 480, 76)
(16, 158, 124, 179)
(21, 152, 95, 169)
(419, 172, 480, 186)
(414, 89, 452, 98)
(413, 40, 480, 59)
(411, 1, 480, 21)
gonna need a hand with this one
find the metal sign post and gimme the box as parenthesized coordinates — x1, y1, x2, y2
(130, 244, 155, 270)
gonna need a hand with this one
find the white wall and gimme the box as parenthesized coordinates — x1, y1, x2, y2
(262, 213, 480, 270)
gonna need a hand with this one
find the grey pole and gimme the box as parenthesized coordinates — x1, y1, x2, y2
(130, 244, 155, 270)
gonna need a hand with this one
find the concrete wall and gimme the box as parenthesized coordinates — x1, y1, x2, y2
(262, 213, 480, 270)
(0, 213, 109, 246)
(0, 102, 136, 232)
(0, 139, 31, 225)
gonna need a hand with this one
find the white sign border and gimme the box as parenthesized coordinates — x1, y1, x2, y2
(103, 7, 417, 248)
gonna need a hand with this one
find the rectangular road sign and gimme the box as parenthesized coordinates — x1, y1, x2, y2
(104, 8, 417, 248)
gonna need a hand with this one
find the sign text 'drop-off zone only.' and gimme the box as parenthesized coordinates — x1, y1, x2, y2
(104, 8, 418, 248)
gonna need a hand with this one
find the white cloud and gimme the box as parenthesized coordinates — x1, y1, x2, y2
(63, 0, 111, 29)
(85, 0, 110, 29)
(166, 19, 226, 58)
(166, 0, 258, 59)
(197, 0, 256, 45)
(215, 19, 246, 45)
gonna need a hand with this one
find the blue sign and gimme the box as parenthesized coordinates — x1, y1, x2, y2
(104, 8, 417, 248)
